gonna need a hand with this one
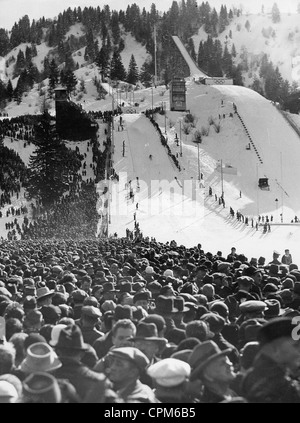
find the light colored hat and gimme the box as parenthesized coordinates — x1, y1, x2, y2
(0, 381, 19, 402)
(146, 266, 154, 275)
(37, 287, 55, 301)
(164, 269, 174, 278)
(49, 324, 67, 347)
(20, 342, 62, 374)
(147, 358, 191, 387)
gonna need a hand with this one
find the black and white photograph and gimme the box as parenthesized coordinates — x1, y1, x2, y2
(0, 0, 300, 405)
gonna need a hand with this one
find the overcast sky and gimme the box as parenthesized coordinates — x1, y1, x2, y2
(0, 0, 297, 30)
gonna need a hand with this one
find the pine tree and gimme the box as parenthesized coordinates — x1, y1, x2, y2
(229, 30, 233, 39)
(96, 46, 110, 81)
(110, 50, 127, 81)
(231, 44, 237, 58)
(64, 70, 77, 94)
(13, 50, 26, 78)
(48, 59, 59, 95)
(27, 112, 81, 208)
(139, 61, 153, 87)
(198, 41, 205, 70)
(188, 38, 196, 62)
(222, 45, 233, 76)
(0, 28, 11, 56)
(127, 54, 139, 85)
(6, 80, 13, 102)
(251, 77, 264, 95)
(245, 20, 251, 32)
(272, 3, 281, 23)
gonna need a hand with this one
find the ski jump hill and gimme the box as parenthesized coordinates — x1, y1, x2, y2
(107, 38, 300, 262)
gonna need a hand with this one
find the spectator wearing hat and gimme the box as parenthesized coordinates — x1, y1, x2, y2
(185, 320, 213, 343)
(237, 301, 267, 325)
(225, 277, 257, 322)
(289, 282, 300, 310)
(99, 282, 118, 306)
(21, 372, 63, 403)
(201, 313, 239, 366)
(0, 379, 19, 403)
(189, 341, 237, 403)
(242, 318, 300, 403)
(133, 291, 151, 312)
(41, 305, 62, 326)
(106, 347, 158, 403)
(0, 374, 22, 403)
(19, 342, 62, 377)
(75, 306, 104, 346)
(142, 314, 167, 338)
(70, 289, 89, 320)
(54, 324, 107, 402)
(147, 358, 192, 403)
(183, 302, 198, 324)
(23, 310, 44, 335)
(130, 322, 167, 365)
(153, 296, 178, 337)
(36, 287, 55, 308)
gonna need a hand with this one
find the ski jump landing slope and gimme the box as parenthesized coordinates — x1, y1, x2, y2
(211, 84, 300, 216)
(172, 36, 208, 79)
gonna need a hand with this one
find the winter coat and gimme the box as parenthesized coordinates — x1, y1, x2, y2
(241, 354, 300, 403)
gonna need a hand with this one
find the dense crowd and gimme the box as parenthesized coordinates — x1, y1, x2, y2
(0, 115, 37, 143)
(0, 237, 299, 403)
(0, 145, 27, 210)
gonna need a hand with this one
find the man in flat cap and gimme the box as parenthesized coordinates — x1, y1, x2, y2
(147, 358, 192, 403)
(107, 347, 158, 403)
(76, 306, 104, 346)
(225, 277, 258, 322)
(242, 318, 300, 403)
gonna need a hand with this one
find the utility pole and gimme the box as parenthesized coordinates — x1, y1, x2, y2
(151, 87, 154, 118)
(193, 139, 201, 184)
(154, 23, 157, 88)
(179, 119, 182, 156)
(220, 159, 224, 198)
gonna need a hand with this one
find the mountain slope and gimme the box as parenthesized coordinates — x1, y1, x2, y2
(193, 13, 300, 85)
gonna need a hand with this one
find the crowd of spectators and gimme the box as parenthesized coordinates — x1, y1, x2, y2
(0, 237, 299, 403)
(0, 145, 27, 210)
(0, 115, 37, 143)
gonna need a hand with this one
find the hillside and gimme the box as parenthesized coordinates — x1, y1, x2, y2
(192, 12, 300, 86)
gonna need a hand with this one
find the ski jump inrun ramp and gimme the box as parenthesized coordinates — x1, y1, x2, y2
(172, 35, 209, 80)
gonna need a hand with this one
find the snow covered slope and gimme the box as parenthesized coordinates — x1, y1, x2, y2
(107, 82, 300, 264)
(192, 13, 300, 85)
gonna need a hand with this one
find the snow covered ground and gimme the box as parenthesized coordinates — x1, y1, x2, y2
(107, 79, 300, 265)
